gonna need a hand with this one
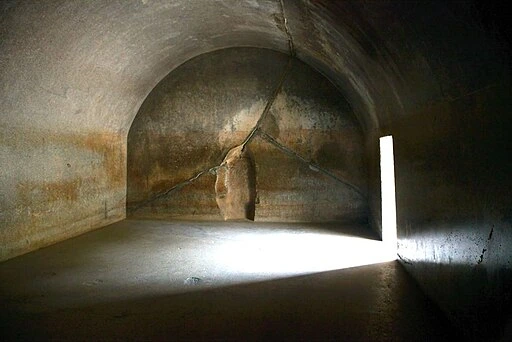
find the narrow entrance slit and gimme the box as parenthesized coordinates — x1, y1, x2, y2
(380, 135, 397, 253)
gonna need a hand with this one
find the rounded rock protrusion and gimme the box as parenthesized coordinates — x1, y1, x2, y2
(215, 145, 256, 221)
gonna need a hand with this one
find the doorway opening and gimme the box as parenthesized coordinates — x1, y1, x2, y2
(380, 135, 397, 253)
(125, 48, 398, 282)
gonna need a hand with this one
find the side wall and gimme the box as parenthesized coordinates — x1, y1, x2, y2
(357, 2, 512, 339)
(0, 0, 290, 262)
(394, 83, 512, 340)
(0, 127, 126, 261)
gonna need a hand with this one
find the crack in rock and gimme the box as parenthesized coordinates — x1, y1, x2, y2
(240, 58, 293, 151)
(128, 165, 220, 213)
(488, 226, 494, 240)
(278, 0, 295, 56)
(241, 0, 295, 151)
(132, 7, 298, 212)
(257, 129, 366, 198)
(477, 248, 487, 264)
(476, 225, 495, 265)
(397, 253, 413, 265)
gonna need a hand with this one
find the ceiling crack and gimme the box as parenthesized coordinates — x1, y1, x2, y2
(278, 0, 295, 57)
(239, 0, 296, 152)
(240, 57, 292, 151)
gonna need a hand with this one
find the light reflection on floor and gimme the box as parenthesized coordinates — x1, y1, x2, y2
(213, 228, 396, 275)
(0, 219, 395, 310)
(1, 220, 456, 341)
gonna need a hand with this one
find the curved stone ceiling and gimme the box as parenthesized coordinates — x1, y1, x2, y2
(1, 0, 463, 135)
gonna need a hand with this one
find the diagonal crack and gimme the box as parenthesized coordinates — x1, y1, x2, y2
(240, 0, 295, 151)
(128, 165, 220, 213)
(476, 225, 495, 265)
(257, 130, 367, 198)
(130, 3, 301, 213)
(278, 0, 295, 57)
(130, 52, 293, 213)
(240, 58, 293, 151)
(397, 253, 413, 265)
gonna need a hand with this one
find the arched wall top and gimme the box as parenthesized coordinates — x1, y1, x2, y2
(2, 0, 466, 137)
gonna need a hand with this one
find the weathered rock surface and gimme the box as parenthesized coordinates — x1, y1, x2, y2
(215, 145, 256, 221)
(127, 48, 366, 222)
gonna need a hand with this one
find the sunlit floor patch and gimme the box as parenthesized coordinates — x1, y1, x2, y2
(0, 219, 396, 310)
(213, 228, 396, 275)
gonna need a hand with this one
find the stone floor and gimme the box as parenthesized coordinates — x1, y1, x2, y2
(0, 219, 456, 341)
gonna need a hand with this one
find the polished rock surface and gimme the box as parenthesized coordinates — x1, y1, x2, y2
(1, 219, 454, 341)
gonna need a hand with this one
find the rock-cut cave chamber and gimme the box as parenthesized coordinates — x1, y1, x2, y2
(0, 1, 511, 340)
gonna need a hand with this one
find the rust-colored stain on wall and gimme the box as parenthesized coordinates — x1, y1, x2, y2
(2, 129, 126, 261)
(82, 132, 125, 189)
(17, 179, 81, 204)
(127, 48, 367, 222)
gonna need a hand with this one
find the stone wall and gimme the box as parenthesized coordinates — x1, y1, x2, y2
(127, 48, 367, 223)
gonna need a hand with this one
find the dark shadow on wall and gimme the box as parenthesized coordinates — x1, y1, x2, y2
(394, 82, 512, 341)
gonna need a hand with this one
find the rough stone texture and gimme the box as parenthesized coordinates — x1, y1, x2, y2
(0, 129, 126, 261)
(1, 0, 289, 262)
(251, 134, 367, 223)
(215, 145, 256, 221)
(0, 1, 511, 339)
(393, 84, 512, 340)
(350, 3, 510, 340)
(127, 48, 367, 223)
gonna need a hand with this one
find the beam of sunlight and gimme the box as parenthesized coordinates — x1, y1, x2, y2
(380, 135, 397, 253)
(8, 135, 401, 306)
(2, 221, 399, 309)
(213, 229, 397, 276)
